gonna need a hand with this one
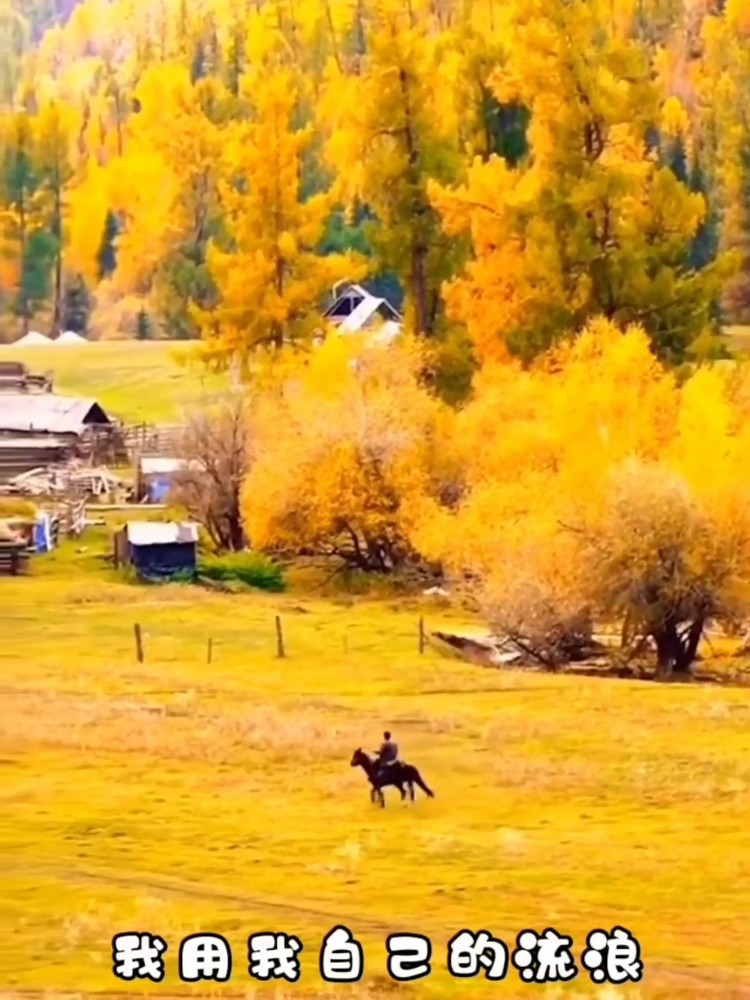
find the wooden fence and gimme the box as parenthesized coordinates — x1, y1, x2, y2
(124, 613, 430, 663)
(58, 497, 86, 538)
(0, 540, 29, 575)
(0, 498, 86, 575)
(123, 423, 186, 460)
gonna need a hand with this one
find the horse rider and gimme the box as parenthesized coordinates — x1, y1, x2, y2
(374, 730, 399, 780)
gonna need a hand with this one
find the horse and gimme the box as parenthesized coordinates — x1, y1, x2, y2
(350, 748, 435, 808)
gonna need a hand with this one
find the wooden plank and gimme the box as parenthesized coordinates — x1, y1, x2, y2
(134, 623, 144, 663)
(95, 503, 168, 512)
(275, 615, 285, 658)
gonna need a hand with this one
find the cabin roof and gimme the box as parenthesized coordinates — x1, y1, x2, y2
(323, 283, 402, 332)
(0, 394, 112, 435)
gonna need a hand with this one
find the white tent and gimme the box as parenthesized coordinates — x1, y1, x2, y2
(13, 331, 50, 346)
(56, 330, 87, 345)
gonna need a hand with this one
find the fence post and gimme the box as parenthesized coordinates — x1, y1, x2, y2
(134, 623, 144, 663)
(275, 615, 285, 658)
(419, 616, 425, 654)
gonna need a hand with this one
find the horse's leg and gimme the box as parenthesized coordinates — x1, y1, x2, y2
(398, 783, 406, 801)
(379, 787, 385, 808)
(409, 781, 415, 802)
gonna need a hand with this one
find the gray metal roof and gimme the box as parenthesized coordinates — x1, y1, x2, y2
(125, 521, 199, 546)
(0, 394, 111, 435)
(139, 457, 203, 475)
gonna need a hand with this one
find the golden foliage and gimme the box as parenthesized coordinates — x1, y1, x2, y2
(421, 318, 750, 673)
(197, 58, 366, 367)
(0, 0, 745, 357)
(319, 0, 463, 334)
(430, 0, 726, 364)
(244, 335, 451, 571)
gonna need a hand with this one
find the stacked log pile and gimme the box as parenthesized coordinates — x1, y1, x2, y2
(0, 362, 53, 394)
(3, 463, 130, 500)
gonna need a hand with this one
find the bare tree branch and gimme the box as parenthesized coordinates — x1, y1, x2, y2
(171, 393, 252, 553)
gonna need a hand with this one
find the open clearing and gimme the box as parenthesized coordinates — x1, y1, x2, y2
(0, 340, 226, 424)
(2, 535, 750, 998)
(2, 336, 750, 997)
(1, 324, 749, 428)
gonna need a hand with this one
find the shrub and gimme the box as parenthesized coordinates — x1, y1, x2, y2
(244, 335, 455, 572)
(197, 551, 285, 592)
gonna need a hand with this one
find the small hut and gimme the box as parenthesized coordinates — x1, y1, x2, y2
(117, 521, 199, 580)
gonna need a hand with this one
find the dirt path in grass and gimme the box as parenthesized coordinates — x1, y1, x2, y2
(11, 858, 395, 936)
(6, 861, 750, 998)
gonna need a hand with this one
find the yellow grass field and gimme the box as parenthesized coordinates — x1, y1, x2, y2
(0, 340, 227, 424)
(2, 533, 750, 999)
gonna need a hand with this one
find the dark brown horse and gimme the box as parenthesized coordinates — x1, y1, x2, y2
(350, 748, 435, 808)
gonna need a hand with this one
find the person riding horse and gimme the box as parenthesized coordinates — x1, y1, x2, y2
(349, 740, 435, 807)
(373, 731, 399, 783)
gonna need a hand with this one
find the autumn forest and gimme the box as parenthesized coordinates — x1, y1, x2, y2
(5, 0, 750, 679)
(0, 0, 748, 358)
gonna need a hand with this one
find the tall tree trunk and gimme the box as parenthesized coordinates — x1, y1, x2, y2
(681, 614, 706, 672)
(18, 186, 29, 335)
(652, 614, 704, 678)
(52, 162, 62, 336)
(398, 67, 430, 337)
(653, 618, 681, 679)
(354, 0, 365, 74)
(114, 87, 123, 158)
(228, 513, 245, 551)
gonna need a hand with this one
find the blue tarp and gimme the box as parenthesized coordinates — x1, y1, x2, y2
(148, 477, 171, 503)
(34, 514, 52, 553)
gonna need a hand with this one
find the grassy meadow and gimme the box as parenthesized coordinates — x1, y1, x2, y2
(2, 530, 750, 999)
(1, 335, 750, 998)
(0, 340, 227, 424)
(0, 323, 749, 429)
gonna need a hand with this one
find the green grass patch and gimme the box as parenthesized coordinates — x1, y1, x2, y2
(198, 550, 285, 592)
(0, 340, 227, 423)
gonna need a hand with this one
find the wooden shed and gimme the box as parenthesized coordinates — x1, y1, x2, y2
(116, 521, 199, 580)
(0, 394, 121, 480)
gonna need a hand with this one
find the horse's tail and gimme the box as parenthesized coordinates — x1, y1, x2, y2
(411, 767, 435, 798)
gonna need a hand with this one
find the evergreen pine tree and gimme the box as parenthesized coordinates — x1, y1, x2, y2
(61, 273, 90, 333)
(96, 210, 118, 280)
(135, 307, 152, 340)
